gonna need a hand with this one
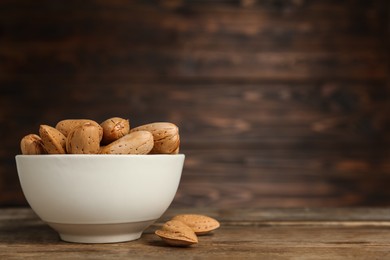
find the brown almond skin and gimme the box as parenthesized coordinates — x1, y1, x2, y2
(170, 146, 180, 154)
(39, 125, 67, 154)
(100, 117, 130, 145)
(55, 119, 103, 141)
(155, 220, 198, 247)
(172, 214, 220, 235)
(66, 123, 101, 154)
(99, 131, 154, 154)
(20, 134, 47, 155)
(130, 122, 180, 154)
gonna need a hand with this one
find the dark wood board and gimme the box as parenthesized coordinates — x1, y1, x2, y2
(2, 207, 390, 259)
(0, 0, 389, 207)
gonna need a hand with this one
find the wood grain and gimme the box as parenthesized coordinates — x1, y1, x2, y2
(0, 0, 389, 207)
(0, 1, 387, 80)
(2, 208, 390, 259)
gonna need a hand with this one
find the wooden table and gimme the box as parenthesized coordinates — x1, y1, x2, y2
(1, 207, 390, 259)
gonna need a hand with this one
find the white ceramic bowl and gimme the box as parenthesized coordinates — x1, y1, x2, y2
(15, 154, 185, 243)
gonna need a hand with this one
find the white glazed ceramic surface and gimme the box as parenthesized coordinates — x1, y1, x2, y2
(15, 154, 185, 243)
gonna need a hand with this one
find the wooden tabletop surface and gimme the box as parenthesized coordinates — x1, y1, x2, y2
(2, 207, 390, 259)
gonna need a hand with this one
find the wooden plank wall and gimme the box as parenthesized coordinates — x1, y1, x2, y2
(0, 0, 389, 208)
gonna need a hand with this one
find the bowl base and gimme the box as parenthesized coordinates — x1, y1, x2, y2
(47, 220, 155, 243)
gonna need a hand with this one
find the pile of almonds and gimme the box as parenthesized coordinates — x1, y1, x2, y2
(20, 117, 180, 155)
(155, 214, 220, 247)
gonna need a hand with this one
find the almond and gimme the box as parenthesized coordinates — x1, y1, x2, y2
(170, 146, 180, 154)
(100, 117, 130, 145)
(130, 122, 180, 154)
(20, 134, 47, 155)
(55, 119, 103, 140)
(155, 220, 198, 247)
(99, 131, 154, 154)
(172, 214, 220, 235)
(39, 125, 67, 154)
(66, 123, 101, 154)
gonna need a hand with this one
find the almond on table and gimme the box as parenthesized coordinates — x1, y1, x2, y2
(172, 214, 220, 235)
(155, 220, 198, 247)
(154, 214, 220, 247)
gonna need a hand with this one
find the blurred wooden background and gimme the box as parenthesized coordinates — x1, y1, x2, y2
(0, 0, 389, 208)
